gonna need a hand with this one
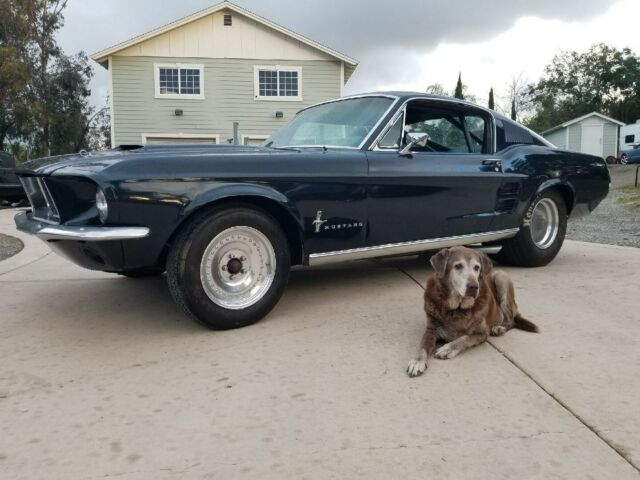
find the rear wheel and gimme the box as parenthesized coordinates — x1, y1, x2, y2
(166, 206, 290, 330)
(620, 153, 629, 165)
(494, 189, 567, 267)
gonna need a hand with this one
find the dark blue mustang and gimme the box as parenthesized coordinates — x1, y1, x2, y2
(15, 92, 610, 329)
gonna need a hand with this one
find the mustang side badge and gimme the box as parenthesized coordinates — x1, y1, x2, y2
(312, 211, 327, 233)
(312, 210, 363, 233)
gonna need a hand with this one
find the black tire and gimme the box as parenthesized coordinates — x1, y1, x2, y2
(493, 189, 567, 267)
(620, 153, 629, 165)
(166, 206, 290, 330)
(117, 267, 165, 278)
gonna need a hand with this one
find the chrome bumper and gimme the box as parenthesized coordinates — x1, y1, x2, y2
(14, 210, 150, 242)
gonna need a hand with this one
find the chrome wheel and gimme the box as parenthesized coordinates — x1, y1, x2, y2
(620, 154, 629, 165)
(530, 198, 559, 249)
(199, 226, 276, 310)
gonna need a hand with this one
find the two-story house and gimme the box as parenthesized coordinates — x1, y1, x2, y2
(91, 1, 358, 147)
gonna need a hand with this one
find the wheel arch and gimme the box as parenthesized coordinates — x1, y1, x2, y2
(535, 179, 576, 214)
(166, 185, 305, 266)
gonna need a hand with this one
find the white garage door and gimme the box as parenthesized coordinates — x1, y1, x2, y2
(243, 135, 269, 146)
(144, 135, 219, 145)
(581, 125, 603, 157)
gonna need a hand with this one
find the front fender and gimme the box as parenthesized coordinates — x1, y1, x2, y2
(182, 182, 304, 230)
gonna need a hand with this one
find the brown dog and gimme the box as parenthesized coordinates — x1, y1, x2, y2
(407, 246, 538, 377)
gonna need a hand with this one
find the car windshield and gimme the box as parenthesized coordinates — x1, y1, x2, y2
(264, 96, 395, 149)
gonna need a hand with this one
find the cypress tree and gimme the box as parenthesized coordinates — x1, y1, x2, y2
(454, 73, 464, 100)
(488, 88, 495, 110)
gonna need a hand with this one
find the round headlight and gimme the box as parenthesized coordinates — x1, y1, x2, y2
(96, 188, 108, 224)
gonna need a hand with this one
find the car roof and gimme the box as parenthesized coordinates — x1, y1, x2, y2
(343, 91, 490, 111)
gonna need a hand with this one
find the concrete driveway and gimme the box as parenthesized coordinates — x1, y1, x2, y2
(1, 208, 639, 479)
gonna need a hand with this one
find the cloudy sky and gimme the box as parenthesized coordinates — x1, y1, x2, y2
(56, 0, 640, 112)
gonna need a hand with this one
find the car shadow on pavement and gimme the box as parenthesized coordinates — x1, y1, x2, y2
(12, 256, 429, 342)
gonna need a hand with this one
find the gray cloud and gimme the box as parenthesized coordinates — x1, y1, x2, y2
(57, 0, 620, 103)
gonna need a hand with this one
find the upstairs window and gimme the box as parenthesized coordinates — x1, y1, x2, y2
(223, 13, 232, 26)
(254, 66, 302, 101)
(154, 64, 204, 99)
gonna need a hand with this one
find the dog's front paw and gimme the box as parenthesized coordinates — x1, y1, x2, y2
(491, 326, 507, 336)
(434, 344, 458, 360)
(407, 358, 427, 377)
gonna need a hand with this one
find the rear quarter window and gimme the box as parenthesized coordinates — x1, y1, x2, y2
(496, 119, 545, 150)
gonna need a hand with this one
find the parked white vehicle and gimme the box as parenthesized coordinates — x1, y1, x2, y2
(619, 121, 640, 164)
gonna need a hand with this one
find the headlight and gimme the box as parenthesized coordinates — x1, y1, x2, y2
(96, 188, 108, 224)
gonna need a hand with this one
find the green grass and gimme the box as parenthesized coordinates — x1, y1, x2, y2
(616, 186, 640, 213)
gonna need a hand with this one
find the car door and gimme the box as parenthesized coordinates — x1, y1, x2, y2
(365, 99, 506, 246)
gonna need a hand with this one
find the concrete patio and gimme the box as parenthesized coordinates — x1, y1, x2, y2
(1, 208, 639, 479)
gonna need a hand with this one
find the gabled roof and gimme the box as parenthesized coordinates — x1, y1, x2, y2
(91, 1, 358, 76)
(542, 111, 625, 135)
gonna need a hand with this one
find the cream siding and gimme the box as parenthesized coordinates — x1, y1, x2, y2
(567, 124, 582, 151)
(117, 10, 332, 63)
(602, 123, 619, 158)
(111, 56, 341, 145)
(544, 129, 566, 149)
(543, 117, 620, 158)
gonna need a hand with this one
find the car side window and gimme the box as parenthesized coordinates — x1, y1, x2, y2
(405, 112, 468, 153)
(464, 115, 487, 153)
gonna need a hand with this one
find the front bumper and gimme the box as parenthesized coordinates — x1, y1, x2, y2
(14, 210, 150, 241)
(14, 210, 151, 272)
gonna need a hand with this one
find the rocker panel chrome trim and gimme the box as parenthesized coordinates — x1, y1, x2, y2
(308, 229, 519, 266)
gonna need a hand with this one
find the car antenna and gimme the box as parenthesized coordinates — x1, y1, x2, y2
(322, 145, 328, 152)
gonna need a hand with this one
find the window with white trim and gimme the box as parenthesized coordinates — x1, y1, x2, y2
(254, 66, 302, 101)
(154, 64, 204, 99)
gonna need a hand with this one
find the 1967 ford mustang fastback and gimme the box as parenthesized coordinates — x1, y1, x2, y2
(15, 92, 610, 329)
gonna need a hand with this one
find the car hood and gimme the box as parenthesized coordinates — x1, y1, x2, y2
(16, 144, 282, 176)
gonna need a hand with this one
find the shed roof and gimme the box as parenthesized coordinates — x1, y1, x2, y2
(91, 1, 358, 81)
(542, 112, 625, 135)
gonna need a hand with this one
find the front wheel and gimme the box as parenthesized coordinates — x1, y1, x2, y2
(493, 190, 567, 267)
(166, 207, 290, 330)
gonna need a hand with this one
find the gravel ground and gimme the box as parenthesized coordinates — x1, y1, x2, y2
(0, 233, 23, 261)
(567, 188, 640, 248)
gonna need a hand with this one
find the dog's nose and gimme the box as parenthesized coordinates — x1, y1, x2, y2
(466, 284, 478, 296)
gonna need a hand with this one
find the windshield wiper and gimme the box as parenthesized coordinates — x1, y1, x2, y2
(269, 146, 302, 152)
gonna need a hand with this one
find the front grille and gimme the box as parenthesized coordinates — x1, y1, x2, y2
(19, 176, 61, 224)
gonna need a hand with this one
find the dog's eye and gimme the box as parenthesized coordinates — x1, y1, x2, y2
(454, 264, 463, 270)
(474, 265, 480, 272)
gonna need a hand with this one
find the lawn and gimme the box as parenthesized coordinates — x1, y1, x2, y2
(616, 185, 640, 213)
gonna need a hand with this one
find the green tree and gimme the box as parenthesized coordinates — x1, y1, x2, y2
(0, 0, 109, 158)
(526, 44, 640, 132)
(0, 0, 35, 150)
(454, 73, 464, 100)
(488, 88, 495, 110)
(426, 83, 447, 96)
(510, 100, 517, 120)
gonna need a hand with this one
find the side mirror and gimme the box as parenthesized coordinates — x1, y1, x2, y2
(399, 133, 430, 156)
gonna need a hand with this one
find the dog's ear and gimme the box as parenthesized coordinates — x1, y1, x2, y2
(479, 252, 494, 278)
(430, 248, 450, 276)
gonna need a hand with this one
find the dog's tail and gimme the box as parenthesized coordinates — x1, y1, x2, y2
(513, 314, 539, 333)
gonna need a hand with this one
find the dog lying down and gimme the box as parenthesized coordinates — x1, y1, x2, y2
(407, 246, 538, 377)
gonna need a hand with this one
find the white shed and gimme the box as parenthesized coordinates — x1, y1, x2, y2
(541, 112, 624, 161)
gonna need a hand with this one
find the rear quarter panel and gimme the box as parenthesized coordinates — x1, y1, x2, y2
(490, 145, 610, 231)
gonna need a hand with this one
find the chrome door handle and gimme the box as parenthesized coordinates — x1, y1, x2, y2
(481, 159, 502, 171)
